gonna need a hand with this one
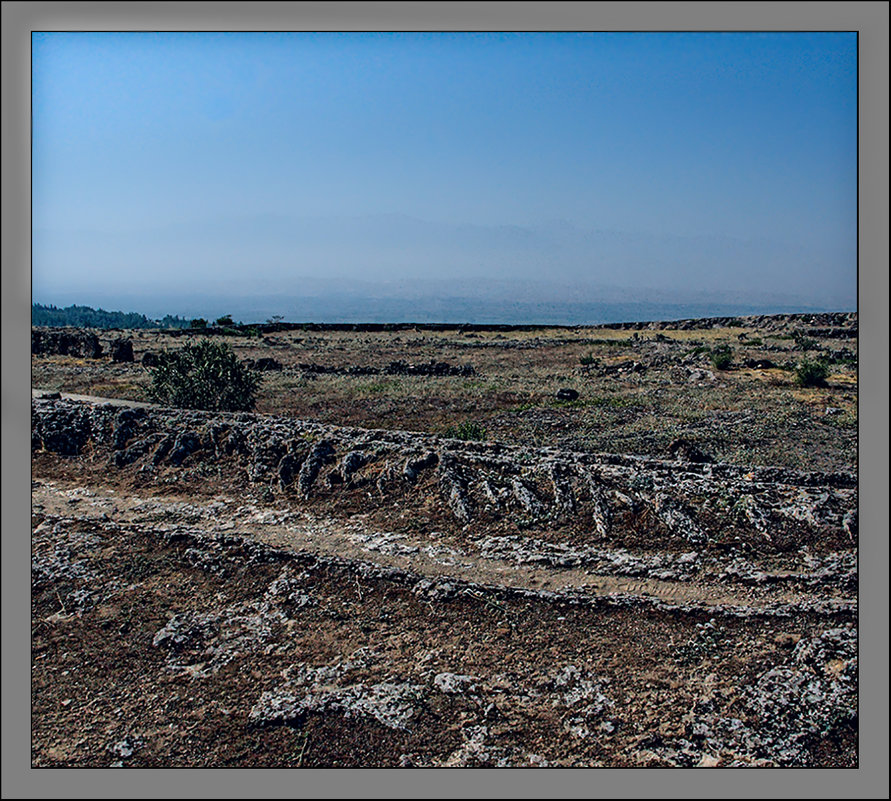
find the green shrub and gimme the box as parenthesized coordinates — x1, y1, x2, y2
(442, 421, 488, 441)
(215, 314, 235, 327)
(190, 318, 208, 330)
(579, 354, 598, 366)
(795, 358, 830, 388)
(146, 340, 262, 411)
(709, 345, 734, 370)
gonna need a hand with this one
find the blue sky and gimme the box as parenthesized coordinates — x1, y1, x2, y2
(32, 32, 857, 316)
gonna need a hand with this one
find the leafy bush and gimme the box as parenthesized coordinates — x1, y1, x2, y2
(579, 354, 599, 366)
(215, 315, 235, 327)
(190, 318, 208, 330)
(794, 358, 830, 388)
(442, 421, 488, 441)
(146, 340, 262, 411)
(709, 345, 734, 370)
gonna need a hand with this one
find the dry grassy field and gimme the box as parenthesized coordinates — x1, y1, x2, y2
(33, 313, 857, 470)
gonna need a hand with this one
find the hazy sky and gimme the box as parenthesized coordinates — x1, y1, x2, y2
(32, 32, 857, 312)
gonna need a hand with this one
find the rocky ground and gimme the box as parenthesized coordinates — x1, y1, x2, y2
(30, 313, 858, 767)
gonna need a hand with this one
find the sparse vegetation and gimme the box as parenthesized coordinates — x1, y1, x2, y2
(588, 395, 640, 409)
(146, 340, 262, 411)
(823, 350, 857, 367)
(442, 421, 488, 441)
(587, 338, 635, 347)
(357, 380, 402, 396)
(792, 332, 818, 351)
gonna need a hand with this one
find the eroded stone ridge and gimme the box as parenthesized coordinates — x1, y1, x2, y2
(32, 398, 856, 554)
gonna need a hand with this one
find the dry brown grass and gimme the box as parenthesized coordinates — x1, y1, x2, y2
(32, 318, 858, 471)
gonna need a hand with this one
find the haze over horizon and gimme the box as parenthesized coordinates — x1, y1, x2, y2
(32, 32, 857, 323)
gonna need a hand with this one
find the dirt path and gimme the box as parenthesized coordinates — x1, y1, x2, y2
(30, 470, 859, 769)
(32, 389, 157, 408)
(31, 477, 854, 614)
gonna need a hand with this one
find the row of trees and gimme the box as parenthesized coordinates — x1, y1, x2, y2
(189, 315, 236, 329)
(32, 303, 190, 330)
(33, 305, 292, 332)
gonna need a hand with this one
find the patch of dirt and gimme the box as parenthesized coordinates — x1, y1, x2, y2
(31, 480, 856, 768)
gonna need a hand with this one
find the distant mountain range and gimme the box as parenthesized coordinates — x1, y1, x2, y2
(33, 213, 857, 315)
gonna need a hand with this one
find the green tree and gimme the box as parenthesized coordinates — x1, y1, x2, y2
(215, 314, 234, 327)
(190, 318, 208, 329)
(147, 341, 262, 411)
